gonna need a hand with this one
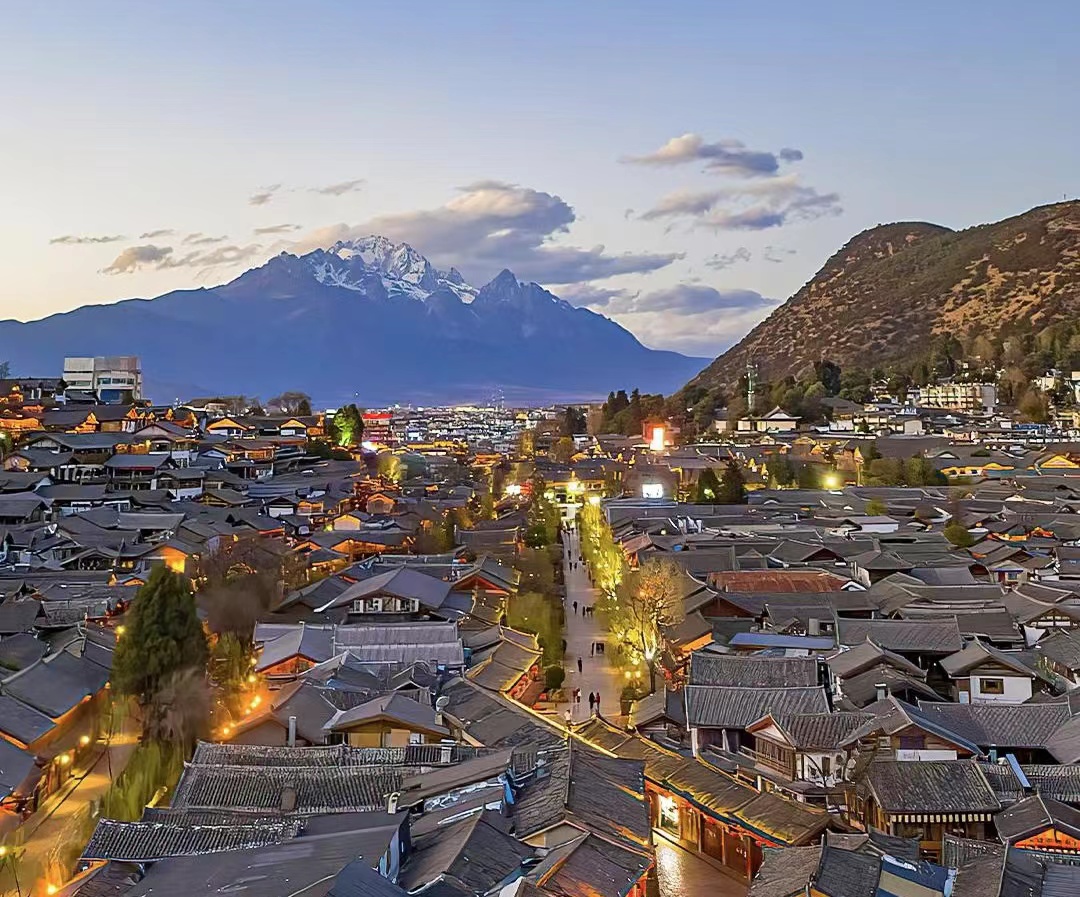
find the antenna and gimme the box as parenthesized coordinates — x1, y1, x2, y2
(746, 360, 758, 413)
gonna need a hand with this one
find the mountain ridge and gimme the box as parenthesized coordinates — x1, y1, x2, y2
(0, 237, 706, 406)
(688, 201, 1080, 393)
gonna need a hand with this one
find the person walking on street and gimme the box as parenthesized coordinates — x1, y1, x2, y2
(588, 692, 596, 714)
(577, 656, 583, 674)
(572, 600, 578, 615)
(595, 692, 601, 715)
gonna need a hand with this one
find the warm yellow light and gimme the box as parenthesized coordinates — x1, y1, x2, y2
(251, 696, 262, 708)
(0, 845, 8, 857)
(79, 735, 90, 747)
(247, 674, 257, 684)
(624, 670, 632, 680)
(47, 886, 58, 896)
(649, 426, 665, 452)
(222, 726, 232, 736)
(115, 625, 126, 637)
(58, 753, 71, 766)
(823, 473, 841, 490)
(588, 495, 601, 506)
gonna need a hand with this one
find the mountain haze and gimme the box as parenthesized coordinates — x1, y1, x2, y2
(689, 201, 1080, 392)
(0, 237, 705, 406)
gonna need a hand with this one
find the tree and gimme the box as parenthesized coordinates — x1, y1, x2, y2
(718, 459, 748, 504)
(944, 521, 974, 549)
(769, 455, 795, 488)
(199, 536, 297, 636)
(330, 404, 365, 447)
(377, 452, 404, 483)
(267, 391, 313, 415)
(865, 498, 888, 516)
(561, 406, 587, 436)
(602, 558, 686, 693)
(113, 566, 209, 740)
(693, 467, 720, 502)
(552, 436, 576, 464)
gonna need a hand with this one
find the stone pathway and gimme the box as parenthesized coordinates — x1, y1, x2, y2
(560, 524, 624, 725)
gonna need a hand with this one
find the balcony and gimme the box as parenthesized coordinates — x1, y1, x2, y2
(741, 744, 796, 780)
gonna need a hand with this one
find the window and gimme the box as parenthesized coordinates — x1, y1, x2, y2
(899, 735, 925, 751)
(820, 756, 831, 776)
(980, 678, 1005, 695)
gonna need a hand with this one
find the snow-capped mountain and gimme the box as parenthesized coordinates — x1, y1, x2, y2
(0, 237, 706, 404)
(308, 236, 478, 303)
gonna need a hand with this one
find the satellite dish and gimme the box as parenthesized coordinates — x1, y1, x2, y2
(435, 695, 450, 712)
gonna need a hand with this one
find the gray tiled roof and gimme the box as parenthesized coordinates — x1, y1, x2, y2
(810, 845, 879, 897)
(863, 760, 1000, 814)
(915, 701, 1070, 750)
(837, 618, 962, 653)
(993, 793, 1080, 843)
(684, 685, 829, 729)
(688, 652, 819, 688)
(782, 712, 874, 750)
(82, 818, 300, 862)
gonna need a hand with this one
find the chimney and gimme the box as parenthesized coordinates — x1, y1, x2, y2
(874, 683, 888, 703)
(287, 715, 297, 747)
(387, 791, 401, 814)
(808, 618, 821, 637)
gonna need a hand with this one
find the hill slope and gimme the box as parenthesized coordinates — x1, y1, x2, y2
(688, 201, 1080, 391)
(0, 237, 705, 406)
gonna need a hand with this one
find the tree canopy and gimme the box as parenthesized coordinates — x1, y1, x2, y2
(113, 566, 209, 739)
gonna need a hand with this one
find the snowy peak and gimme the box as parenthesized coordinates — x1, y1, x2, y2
(475, 269, 573, 311)
(306, 236, 478, 303)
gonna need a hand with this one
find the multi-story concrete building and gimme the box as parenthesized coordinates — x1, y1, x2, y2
(62, 356, 143, 404)
(916, 382, 996, 413)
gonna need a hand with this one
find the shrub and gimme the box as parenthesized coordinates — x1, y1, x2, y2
(544, 665, 565, 690)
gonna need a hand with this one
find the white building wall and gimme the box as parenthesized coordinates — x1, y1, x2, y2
(970, 674, 1032, 704)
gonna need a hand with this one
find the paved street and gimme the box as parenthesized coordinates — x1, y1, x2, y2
(655, 838, 748, 897)
(561, 524, 624, 724)
(0, 719, 138, 897)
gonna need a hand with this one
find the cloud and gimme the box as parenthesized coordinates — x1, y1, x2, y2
(253, 223, 303, 235)
(623, 134, 802, 177)
(139, 229, 174, 239)
(249, 184, 281, 206)
(183, 232, 228, 245)
(642, 175, 842, 231)
(50, 234, 125, 245)
(602, 284, 775, 316)
(763, 245, 797, 263)
(705, 248, 752, 270)
(101, 244, 174, 274)
(311, 179, 365, 196)
(556, 283, 638, 309)
(639, 189, 722, 221)
(101, 242, 263, 275)
(291, 180, 681, 285)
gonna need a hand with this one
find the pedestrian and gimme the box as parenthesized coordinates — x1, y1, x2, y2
(595, 692, 601, 713)
(590, 642, 595, 656)
(577, 656, 583, 674)
(588, 692, 596, 713)
(573, 600, 578, 615)
(573, 687, 581, 704)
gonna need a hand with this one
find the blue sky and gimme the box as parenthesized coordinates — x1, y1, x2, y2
(3, 0, 1077, 356)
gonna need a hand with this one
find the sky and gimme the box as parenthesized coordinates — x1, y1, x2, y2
(2, 0, 1078, 358)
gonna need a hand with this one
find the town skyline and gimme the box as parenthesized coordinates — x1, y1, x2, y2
(4, 0, 1079, 356)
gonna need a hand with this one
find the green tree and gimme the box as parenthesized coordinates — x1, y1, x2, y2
(330, 403, 365, 447)
(693, 467, 720, 502)
(113, 566, 209, 740)
(718, 459, 748, 503)
(769, 455, 795, 487)
(561, 406, 587, 436)
(601, 558, 685, 693)
(944, 521, 974, 548)
(865, 498, 888, 516)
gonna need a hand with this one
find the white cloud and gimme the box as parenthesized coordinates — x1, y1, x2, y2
(311, 179, 365, 196)
(623, 134, 802, 177)
(291, 180, 681, 285)
(50, 233, 125, 245)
